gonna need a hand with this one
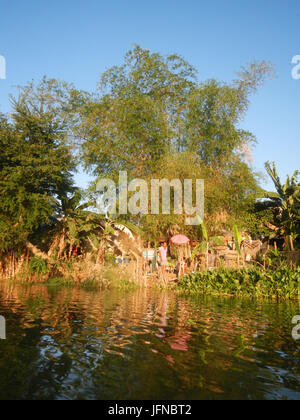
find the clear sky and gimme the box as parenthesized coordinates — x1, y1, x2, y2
(0, 0, 299, 190)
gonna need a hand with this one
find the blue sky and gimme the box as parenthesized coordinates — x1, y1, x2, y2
(0, 0, 299, 190)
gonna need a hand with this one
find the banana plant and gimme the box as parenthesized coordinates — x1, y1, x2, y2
(264, 162, 300, 248)
(199, 218, 208, 242)
(49, 189, 102, 259)
(233, 224, 242, 257)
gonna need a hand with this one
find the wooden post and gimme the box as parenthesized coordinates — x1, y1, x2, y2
(206, 242, 209, 270)
(290, 235, 294, 252)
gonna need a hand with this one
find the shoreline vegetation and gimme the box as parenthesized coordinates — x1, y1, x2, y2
(2, 260, 299, 301)
(177, 267, 300, 300)
(0, 46, 299, 299)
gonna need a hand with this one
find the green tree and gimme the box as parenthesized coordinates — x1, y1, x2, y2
(76, 46, 272, 237)
(0, 79, 76, 253)
(79, 45, 197, 180)
(79, 46, 273, 176)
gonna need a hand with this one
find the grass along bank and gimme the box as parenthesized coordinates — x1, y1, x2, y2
(176, 267, 300, 300)
(8, 256, 139, 291)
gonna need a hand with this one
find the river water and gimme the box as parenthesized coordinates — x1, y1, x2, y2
(0, 281, 299, 400)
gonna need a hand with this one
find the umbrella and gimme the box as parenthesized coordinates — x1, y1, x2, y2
(170, 234, 190, 246)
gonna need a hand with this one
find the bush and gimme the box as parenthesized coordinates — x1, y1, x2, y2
(28, 257, 49, 279)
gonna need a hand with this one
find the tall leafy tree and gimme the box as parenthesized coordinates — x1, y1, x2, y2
(76, 46, 273, 236)
(79, 46, 273, 177)
(186, 61, 274, 167)
(79, 45, 197, 179)
(0, 79, 76, 252)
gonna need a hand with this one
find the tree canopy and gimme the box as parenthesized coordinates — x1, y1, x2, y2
(76, 46, 273, 236)
(0, 46, 279, 251)
(0, 79, 76, 252)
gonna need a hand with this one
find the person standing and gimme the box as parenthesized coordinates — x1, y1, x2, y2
(159, 241, 168, 279)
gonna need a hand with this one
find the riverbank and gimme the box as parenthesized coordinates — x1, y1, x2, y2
(3, 256, 300, 300)
(176, 267, 300, 300)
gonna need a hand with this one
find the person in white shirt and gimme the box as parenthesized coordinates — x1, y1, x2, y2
(158, 241, 168, 278)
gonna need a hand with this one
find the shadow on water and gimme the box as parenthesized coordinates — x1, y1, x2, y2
(0, 280, 300, 400)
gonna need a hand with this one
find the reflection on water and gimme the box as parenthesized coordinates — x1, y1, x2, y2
(0, 281, 300, 400)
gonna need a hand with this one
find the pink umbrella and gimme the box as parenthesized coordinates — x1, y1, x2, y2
(170, 234, 190, 245)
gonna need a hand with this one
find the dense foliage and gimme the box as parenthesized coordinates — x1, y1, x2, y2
(0, 46, 298, 274)
(178, 267, 300, 299)
(0, 79, 76, 252)
(76, 46, 274, 237)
